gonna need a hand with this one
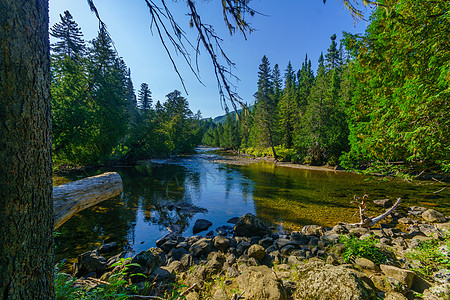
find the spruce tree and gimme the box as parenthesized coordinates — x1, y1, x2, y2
(325, 34, 340, 70)
(50, 10, 85, 58)
(277, 62, 298, 148)
(252, 55, 278, 157)
(138, 83, 152, 110)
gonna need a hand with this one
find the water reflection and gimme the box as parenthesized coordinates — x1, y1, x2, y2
(55, 149, 449, 263)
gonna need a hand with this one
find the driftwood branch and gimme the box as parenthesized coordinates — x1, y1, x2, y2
(343, 198, 402, 228)
(53, 172, 123, 229)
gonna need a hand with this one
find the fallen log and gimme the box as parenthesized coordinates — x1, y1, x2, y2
(54, 172, 123, 229)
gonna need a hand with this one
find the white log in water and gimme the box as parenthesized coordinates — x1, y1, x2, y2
(53, 172, 123, 229)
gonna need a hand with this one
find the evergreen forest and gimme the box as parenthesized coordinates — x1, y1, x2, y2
(202, 1, 449, 176)
(50, 11, 206, 167)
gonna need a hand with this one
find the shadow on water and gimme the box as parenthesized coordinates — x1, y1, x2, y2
(55, 148, 450, 264)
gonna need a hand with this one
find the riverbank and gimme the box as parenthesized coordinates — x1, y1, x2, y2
(59, 205, 450, 299)
(212, 150, 340, 172)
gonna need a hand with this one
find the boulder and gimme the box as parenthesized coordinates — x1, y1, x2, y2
(227, 216, 240, 224)
(193, 219, 213, 234)
(380, 265, 415, 288)
(73, 250, 107, 277)
(384, 291, 408, 300)
(233, 213, 271, 237)
(422, 209, 447, 223)
(354, 257, 380, 272)
(276, 238, 298, 249)
(301, 225, 324, 236)
(247, 244, 266, 262)
(189, 238, 213, 257)
(408, 206, 427, 217)
(293, 261, 377, 300)
(423, 283, 450, 300)
(237, 266, 287, 300)
(130, 248, 166, 279)
(213, 235, 232, 252)
(418, 224, 445, 239)
(373, 199, 393, 208)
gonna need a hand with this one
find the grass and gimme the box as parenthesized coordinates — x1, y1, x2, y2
(339, 235, 388, 265)
(404, 236, 450, 278)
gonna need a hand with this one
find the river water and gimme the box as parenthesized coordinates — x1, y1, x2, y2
(55, 147, 449, 263)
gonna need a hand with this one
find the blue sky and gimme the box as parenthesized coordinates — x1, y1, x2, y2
(49, 0, 372, 118)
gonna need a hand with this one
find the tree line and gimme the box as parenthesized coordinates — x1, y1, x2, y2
(203, 0, 449, 174)
(51, 11, 204, 167)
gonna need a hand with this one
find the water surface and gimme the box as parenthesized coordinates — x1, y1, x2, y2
(55, 148, 449, 263)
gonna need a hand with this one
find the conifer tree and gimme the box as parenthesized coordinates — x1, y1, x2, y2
(252, 56, 278, 157)
(325, 34, 340, 70)
(277, 62, 298, 148)
(50, 10, 85, 58)
(138, 83, 152, 110)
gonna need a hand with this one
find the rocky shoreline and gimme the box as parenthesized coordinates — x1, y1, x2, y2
(66, 206, 450, 300)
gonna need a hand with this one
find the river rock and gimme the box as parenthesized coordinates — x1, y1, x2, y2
(349, 227, 370, 237)
(373, 199, 393, 208)
(418, 224, 445, 239)
(180, 253, 194, 268)
(301, 225, 324, 236)
(130, 247, 167, 278)
(168, 247, 189, 261)
(237, 266, 287, 300)
(259, 236, 274, 249)
(423, 283, 450, 300)
(215, 225, 233, 236)
(276, 238, 298, 249)
(408, 206, 427, 217)
(193, 219, 213, 234)
(236, 241, 251, 256)
(355, 257, 380, 272)
(233, 213, 271, 237)
(189, 237, 213, 257)
(73, 250, 107, 278)
(213, 235, 232, 252)
(293, 261, 377, 300)
(422, 209, 447, 223)
(380, 265, 415, 288)
(247, 244, 266, 262)
(227, 216, 240, 224)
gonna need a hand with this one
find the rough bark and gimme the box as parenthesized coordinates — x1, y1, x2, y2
(0, 0, 54, 299)
(54, 172, 123, 229)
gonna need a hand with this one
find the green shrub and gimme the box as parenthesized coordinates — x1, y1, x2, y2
(404, 236, 450, 277)
(339, 235, 387, 265)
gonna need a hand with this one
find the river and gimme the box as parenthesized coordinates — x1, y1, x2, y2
(54, 147, 449, 263)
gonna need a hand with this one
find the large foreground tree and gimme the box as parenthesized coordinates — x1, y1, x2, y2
(0, 0, 54, 298)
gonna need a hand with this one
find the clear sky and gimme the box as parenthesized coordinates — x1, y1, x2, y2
(49, 0, 371, 118)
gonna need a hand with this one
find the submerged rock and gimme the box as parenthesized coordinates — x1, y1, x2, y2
(193, 219, 213, 234)
(422, 209, 447, 223)
(233, 213, 271, 237)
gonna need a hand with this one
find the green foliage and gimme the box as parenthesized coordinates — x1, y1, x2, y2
(339, 235, 387, 265)
(343, 1, 450, 172)
(405, 236, 450, 278)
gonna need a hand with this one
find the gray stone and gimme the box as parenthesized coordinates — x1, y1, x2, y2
(266, 245, 278, 253)
(236, 241, 251, 256)
(226, 266, 240, 278)
(259, 236, 274, 249)
(350, 227, 371, 237)
(130, 248, 166, 280)
(408, 206, 427, 217)
(165, 260, 184, 274)
(73, 250, 107, 278)
(355, 257, 380, 272)
(180, 253, 194, 268)
(293, 261, 377, 299)
(213, 235, 232, 252)
(380, 264, 415, 288)
(329, 225, 349, 235)
(189, 238, 213, 257)
(149, 267, 172, 281)
(276, 238, 298, 249)
(168, 247, 189, 261)
(233, 213, 271, 237)
(321, 233, 340, 243)
(384, 291, 408, 300)
(288, 255, 303, 266)
(398, 217, 414, 224)
(193, 219, 212, 234)
(433, 269, 450, 284)
(237, 266, 287, 300)
(247, 244, 266, 262)
(418, 224, 445, 239)
(280, 245, 296, 255)
(422, 209, 447, 223)
(373, 199, 393, 208)
(301, 225, 324, 236)
(423, 283, 450, 300)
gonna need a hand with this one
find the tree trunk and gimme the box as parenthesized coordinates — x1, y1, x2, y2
(0, 0, 54, 299)
(54, 172, 123, 229)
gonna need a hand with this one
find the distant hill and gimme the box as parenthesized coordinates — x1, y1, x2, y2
(210, 105, 253, 124)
